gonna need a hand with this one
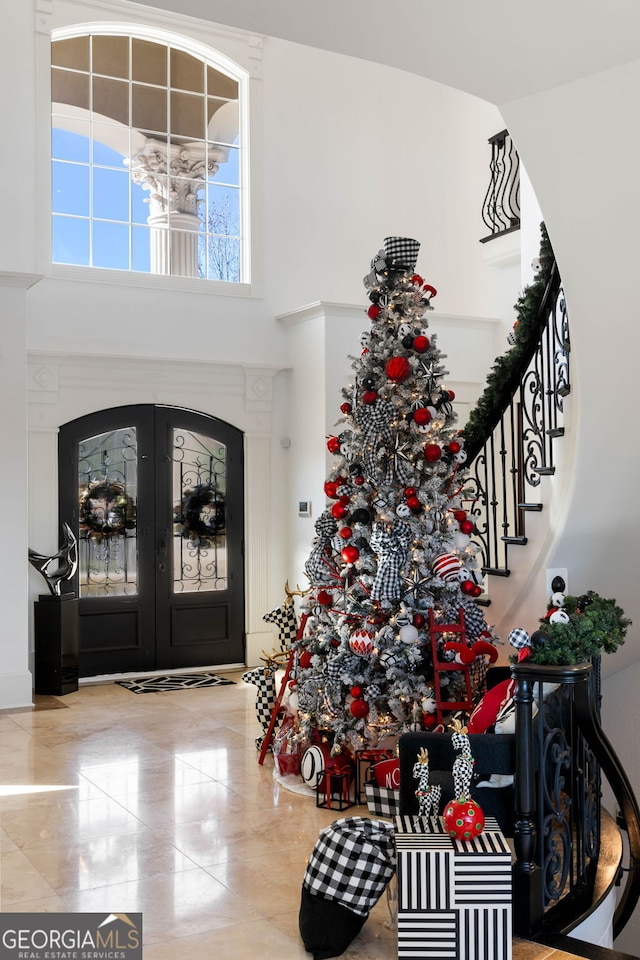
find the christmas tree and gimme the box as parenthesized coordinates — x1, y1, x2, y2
(294, 237, 497, 752)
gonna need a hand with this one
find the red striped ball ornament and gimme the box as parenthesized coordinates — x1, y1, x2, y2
(432, 553, 463, 582)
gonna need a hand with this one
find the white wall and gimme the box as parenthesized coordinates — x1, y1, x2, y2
(5, 0, 522, 703)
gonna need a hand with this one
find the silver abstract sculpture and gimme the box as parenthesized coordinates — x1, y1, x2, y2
(28, 522, 78, 597)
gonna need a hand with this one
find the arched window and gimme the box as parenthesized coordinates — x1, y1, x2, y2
(51, 27, 247, 282)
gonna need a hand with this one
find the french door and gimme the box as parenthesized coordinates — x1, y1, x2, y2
(59, 405, 245, 677)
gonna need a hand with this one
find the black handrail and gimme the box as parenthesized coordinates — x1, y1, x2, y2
(464, 263, 570, 576)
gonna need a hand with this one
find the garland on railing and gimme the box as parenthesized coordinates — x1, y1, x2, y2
(461, 223, 555, 460)
(528, 591, 631, 666)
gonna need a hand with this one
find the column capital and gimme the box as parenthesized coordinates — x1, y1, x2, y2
(127, 139, 227, 219)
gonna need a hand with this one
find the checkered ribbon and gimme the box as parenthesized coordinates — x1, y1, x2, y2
(370, 520, 411, 602)
(383, 236, 420, 271)
(263, 601, 298, 651)
(303, 817, 395, 917)
(304, 513, 338, 584)
(355, 399, 395, 482)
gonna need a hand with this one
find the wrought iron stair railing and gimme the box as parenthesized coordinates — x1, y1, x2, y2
(480, 129, 521, 242)
(464, 260, 570, 577)
(510, 659, 640, 941)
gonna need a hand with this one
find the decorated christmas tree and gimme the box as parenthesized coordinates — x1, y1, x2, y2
(294, 237, 497, 752)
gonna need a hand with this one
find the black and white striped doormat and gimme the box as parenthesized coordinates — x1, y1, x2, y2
(117, 672, 236, 694)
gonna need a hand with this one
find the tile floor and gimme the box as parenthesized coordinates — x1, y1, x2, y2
(0, 672, 580, 959)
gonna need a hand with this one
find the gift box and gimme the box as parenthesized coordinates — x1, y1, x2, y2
(394, 815, 512, 960)
(354, 748, 395, 803)
(364, 775, 400, 819)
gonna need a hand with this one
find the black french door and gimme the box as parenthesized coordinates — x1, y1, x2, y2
(58, 405, 245, 677)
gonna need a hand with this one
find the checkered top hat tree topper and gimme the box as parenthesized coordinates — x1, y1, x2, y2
(293, 236, 497, 753)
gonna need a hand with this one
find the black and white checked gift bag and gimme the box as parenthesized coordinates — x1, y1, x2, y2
(303, 816, 395, 917)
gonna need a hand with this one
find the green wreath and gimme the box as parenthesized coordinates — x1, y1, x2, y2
(79, 480, 137, 542)
(174, 483, 225, 545)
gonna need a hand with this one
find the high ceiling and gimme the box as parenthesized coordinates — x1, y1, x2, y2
(134, 0, 640, 104)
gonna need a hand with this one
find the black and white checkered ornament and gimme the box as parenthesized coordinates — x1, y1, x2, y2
(508, 627, 530, 650)
(303, 817, 395, 917)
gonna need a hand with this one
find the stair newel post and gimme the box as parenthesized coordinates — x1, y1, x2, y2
(512, 665, 543, 936)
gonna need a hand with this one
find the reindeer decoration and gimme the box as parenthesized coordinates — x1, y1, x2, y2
(413, 747, 442, 820)
(262, 580, 309, 652)
(451, 716, 475, 800)
(244, 582, 311, 750)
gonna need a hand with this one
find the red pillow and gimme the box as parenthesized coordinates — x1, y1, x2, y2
(467, 679, 515, 734)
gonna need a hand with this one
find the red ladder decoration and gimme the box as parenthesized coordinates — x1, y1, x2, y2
(428, 607, 474, 726)
(258, 611, 309, 765)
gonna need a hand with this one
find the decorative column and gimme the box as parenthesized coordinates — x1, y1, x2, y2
(128, 139, 227, 278)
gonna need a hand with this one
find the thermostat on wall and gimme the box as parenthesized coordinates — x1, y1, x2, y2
(298, 501, 311, 517)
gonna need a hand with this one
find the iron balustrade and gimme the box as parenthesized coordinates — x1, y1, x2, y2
(511, 660, 640, 940)
(466, 263, 570, 577)
(480, 130, 521, 242)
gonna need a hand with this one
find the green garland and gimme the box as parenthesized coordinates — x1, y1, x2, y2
(527, 591, 631, 666)
(462, 223, 556, 461)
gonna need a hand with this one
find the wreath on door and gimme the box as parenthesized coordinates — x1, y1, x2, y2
(79, 480, 137, 542)
(175, 483, 226, 546)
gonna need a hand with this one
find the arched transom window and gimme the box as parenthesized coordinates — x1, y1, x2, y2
(51, 29, 245, 282)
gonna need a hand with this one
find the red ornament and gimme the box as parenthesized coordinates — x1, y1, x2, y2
(341, 545, 360, 564)
(413, 613, 425, 628)
(433, 553, 463, 581)
(363, 390, 378, 405)
(448, 441, 461, 455)
(326, 436, 341, 454)
(459, 519, 475, 535)
(453, 509, 467, 522)
(447, 390, 456, 401)
(423, 443, 442, 462)
(350, 685, 363, 698)
(350, 699, 370, 719)
(338, 494, 351, 506)
(422, 712, 438, 730)
(406, 495, 421, 511)
(299, 650, 313, 669)
(331, 502, 348, 520)
(340, 402, 352, 415)
(413, 335, 430, 353)
(404, 487, 417, 497)
(368, 304, 381, 320)
(471, 584, 483, 598)
(324, 480, 339, 499)
(385, 356, 411, 383)
(354, 475, 365, 486)
(460, 580, 476, 596)
(330, 638, 340, 647)
(443, 798, 485, 840)
(339, 526, 353, 539)
(413, 407, 432, 426)
(317, 590, 333, 605)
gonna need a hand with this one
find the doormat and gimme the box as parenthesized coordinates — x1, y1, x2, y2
(117, 672, 236, 694)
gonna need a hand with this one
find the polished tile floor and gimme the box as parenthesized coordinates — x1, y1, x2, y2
(0, 672, 580, 959)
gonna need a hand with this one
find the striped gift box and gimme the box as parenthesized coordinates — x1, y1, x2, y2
(394, 816, 512, 960)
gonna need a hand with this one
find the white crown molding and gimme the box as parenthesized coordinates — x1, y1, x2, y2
(277, 300, 500, 332)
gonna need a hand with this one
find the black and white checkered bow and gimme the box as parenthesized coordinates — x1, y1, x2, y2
(304, 512, 339, 584)
(370, 519, 412, 603)
(355, 398, 395, 482)
(303, 816, 395, 917)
